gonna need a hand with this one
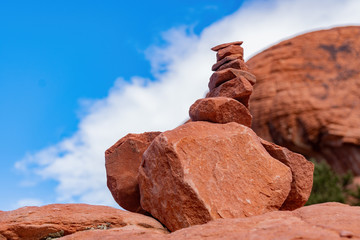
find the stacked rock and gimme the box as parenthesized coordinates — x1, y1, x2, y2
(207, 41, 256, 107)
(105, 41, 314, 232)
(189, 41, 256, 128)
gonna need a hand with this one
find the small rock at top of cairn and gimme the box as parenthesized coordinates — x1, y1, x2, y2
(189, 41, 256, 126)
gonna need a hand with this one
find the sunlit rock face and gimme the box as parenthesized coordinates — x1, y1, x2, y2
(248, 26, 360, 175)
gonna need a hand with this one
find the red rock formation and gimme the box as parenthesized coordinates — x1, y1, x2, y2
(139, 121, 292, 231)
(247, 26, 360, 175)
(105, 131, 161, 213)
(59, 203, 360, 239)
(104, 41, 313, 233)
(189, 97, 252, 127)
(0, 204, 167, 240)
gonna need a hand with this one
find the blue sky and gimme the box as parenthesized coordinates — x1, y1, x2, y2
(1, 0, 360, 211)
(0, 0, 246, 210)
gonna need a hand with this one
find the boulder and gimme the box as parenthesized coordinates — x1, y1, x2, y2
(60, 203, 360, 239)
(259, 138, 314, 210)
(0, 204, 167, 240)
(206, 77, 253, 107)
(138, 121, 292, 231)
(105, 131, 161, 213)
(189, 97, 252, 127)
(247, 26, 360, 175)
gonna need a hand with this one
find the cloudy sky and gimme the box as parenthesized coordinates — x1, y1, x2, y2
(1, 0, 360, 211)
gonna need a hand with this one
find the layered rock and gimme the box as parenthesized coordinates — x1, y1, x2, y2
(58, 203, 360, 239)
(139, 121, 292, 231)
(247, 26, 360, 175)
(0, 204, 167, 240)
(206, 42, 255, 108)
(105, 131, 161, 213)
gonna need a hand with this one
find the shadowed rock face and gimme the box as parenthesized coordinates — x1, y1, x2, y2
(105, 131, 161, 213)
(247, 26, 360, 175)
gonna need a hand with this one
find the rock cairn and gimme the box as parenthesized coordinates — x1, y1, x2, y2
(105, 41, 314, 232)
(190, 41, 255, 127)
(206, 41, 255, 106)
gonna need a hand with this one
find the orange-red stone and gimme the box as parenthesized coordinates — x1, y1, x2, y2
(138, 121, 292, 231)
(206, 76, 253, 107)
(105, 132, 161, 213)
(0, 204, 167, 240)
(189, 97, 252, 127)
(247, 26, 360, 175)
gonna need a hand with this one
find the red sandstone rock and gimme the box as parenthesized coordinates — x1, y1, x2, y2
(59, 203, 360, 239)
(216, 45, 244, 62)
(247, 26, 360, 175)
(259, 138, 314, 210)
(212, 54, 244, 71)
(189, 97, 252, 127)
(206, 77, 253, 107)
(217, 58, 249, 71)
(105, 131, 161, 213)
(209, 69, 256, 90)
(211, 41, 243, 51)
(61, 226, 165, 240)
(169, 202, 360, 240)
(208, 68, 237, 90)
(0, 204, 167, 240)
(138, 121, 292, 231)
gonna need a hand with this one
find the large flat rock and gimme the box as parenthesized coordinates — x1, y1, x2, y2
(0, 204, 167, 240)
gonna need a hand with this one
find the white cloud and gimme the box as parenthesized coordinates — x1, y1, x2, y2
(16, 0, 360, 207)
(14, 198, 44, 209)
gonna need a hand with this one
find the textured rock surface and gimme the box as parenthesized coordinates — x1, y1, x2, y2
(212, 54, 245, 71)
(61, 226, 165, 240)
(139, 121, 292, 231)
(105, 131, 161, 213)
(217, 58, 249, 71)
(58, 203, 360, 239)
(189, 97, 252, 127)
(209, 69, 256, 90)
(247, 26, 360, 175)
(206, 77, 253, 107)
(216, 45, 244, 62)
(260, 138, 314, 210)
(0, 204, 167, 240)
